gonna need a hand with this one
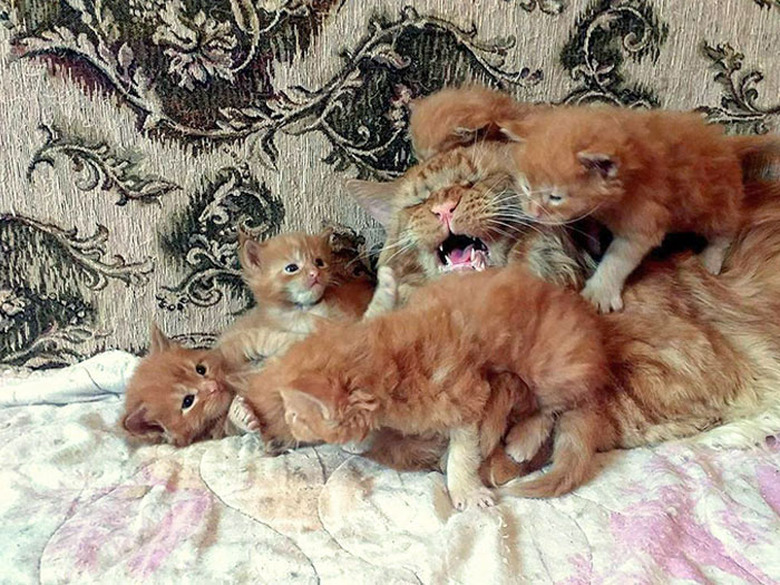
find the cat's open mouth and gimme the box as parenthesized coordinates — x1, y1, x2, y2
(437, 234, 488, 272)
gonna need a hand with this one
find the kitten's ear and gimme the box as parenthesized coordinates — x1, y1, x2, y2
(238, 232, 265, 271)
(122, 405, 164, 437)
(578, 152, 618, 179)
(499, 121, 528, 143)
(286, 374, 343, 419)
(280, 389, 333, 429)
(149, 322, 174, 354)
(344, 179, 397, 227)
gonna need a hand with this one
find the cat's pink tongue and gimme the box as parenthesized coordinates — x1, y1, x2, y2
(448, 246, 473, 265)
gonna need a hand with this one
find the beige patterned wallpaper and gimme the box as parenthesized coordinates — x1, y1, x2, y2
(0, 0, 777, 367)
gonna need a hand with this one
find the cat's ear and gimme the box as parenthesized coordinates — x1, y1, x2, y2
(238, 230, 265, 271)
(149, 321, 174, 354)
(122, 405, 165, 437)
(344, 179, 397, 227)
(578, 152, 618, 179)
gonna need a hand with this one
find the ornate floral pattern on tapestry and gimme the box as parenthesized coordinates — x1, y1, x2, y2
(0, 0, 777, 368)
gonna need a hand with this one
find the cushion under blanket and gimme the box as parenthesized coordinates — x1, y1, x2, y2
(1, 352, 778, 584)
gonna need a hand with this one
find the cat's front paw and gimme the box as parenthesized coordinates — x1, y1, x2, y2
(582, 278, 623, 313)
(450, 485, 496, 511)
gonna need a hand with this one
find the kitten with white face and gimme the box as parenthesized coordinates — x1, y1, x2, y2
(122, 324, 234, 447)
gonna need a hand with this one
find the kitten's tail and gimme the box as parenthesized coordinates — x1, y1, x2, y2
(498, 408, 603, 499)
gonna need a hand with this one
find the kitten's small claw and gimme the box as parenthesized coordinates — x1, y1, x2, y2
(450, 486, 496, 511)
(582, 280, 623, 313)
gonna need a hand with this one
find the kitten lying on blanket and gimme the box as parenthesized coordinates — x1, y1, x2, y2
(121, 229, 377, 447)
(249, 266, 608, 510)
(501, 106, 779, 313)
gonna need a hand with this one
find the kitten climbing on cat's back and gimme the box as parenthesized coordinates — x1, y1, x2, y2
(254, 266, 609, 509)
(503, 106, 779, 312)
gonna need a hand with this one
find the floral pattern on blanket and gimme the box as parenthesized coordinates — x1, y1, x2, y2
(2, 354, 778, 585)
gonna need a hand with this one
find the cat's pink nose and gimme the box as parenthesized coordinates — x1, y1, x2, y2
(307, 269, 320, 285)
(203, 380, 219, 395)
(431, 199, 459, 226)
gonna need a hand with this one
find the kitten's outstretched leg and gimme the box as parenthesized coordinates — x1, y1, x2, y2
(363, 266, 398, 318)
(227, 395, 261, 433)
(700, 235, 733, 275)
(447, 423, 495, 510)
(582, 235, 655, 313)
(505, 413, 555, 463)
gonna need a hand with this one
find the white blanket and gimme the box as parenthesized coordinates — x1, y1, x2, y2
(1, 352, 779, 584)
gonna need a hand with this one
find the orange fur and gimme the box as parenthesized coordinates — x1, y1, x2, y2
(121, 230, 374, 447)
(121, 324, 234, 446)
(409, 85, 542, 160)
(346, 144, 780, 497)
(504, 107, 778, 312)
(249, 267, 608, 508)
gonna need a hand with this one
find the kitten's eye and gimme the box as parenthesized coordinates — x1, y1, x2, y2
(314, 258, 325, 268)
(547, 193, 566, 206)
(284, 263, 299, 273)
(181, 394, 195, 410)
(195, 364, 207, 376)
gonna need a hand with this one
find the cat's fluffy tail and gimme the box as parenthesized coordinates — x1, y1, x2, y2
(498, 408, 602, 498)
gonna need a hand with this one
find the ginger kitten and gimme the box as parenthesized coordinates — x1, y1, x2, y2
(409, 85, 542, 161)
(121, 229, 376, 447)
(503, 106, 778, 312)
(217, 229, 374, 367)
(251, 266, 608, 510)
(121, 324, 235, 446)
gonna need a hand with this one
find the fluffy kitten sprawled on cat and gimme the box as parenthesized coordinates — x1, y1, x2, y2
(502, 106, 778, 312)
(121, 229, 375, 447)
(250, 266, 608, 510)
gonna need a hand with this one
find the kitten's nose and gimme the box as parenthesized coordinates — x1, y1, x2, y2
(202, 380, 219, 395)
(526, 201, 542, 218)
(431, 198, 460, 227)
(307, 269, 320, 285)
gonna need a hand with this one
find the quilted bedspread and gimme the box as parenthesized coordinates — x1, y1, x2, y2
(1, 352, 779, 585)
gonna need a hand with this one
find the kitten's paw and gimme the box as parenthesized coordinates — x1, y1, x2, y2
(505, 439, 537, 464)
(700, 250, 725, 275)
(582, 280, 623, 313)
(228, 396, 261, 433)
(450, 486, 496, 511)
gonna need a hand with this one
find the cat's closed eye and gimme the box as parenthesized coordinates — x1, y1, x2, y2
(182, 394, 195, 410)
(284, 263, 299, 273)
